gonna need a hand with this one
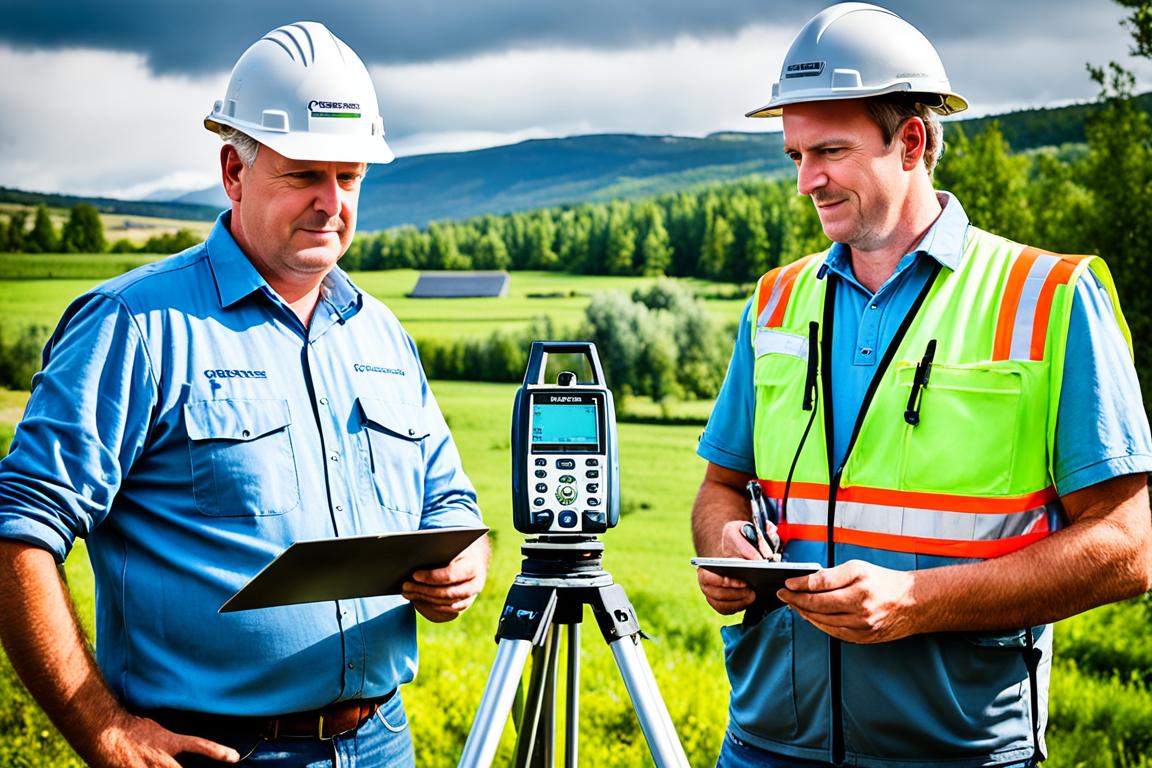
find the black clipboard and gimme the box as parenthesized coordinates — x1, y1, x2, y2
(220, 526, 488, 613)
(691, 557, 820, 595)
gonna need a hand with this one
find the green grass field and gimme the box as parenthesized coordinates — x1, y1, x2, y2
(1, 379, 1151, 765)
(0, 258, 1149, 766)
(0, 261, 747, 343)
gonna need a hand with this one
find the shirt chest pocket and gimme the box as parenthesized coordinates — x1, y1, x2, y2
(184, 398, 301, 517)
(357, 398, 428, 520)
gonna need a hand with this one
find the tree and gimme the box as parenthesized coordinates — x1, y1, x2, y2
(59, 203, 106, 254)
(603, 205, 637, 276)
(1116, 0, 1152, 58)
(5, 210, 28, 253)
(473, 229, 510, 270)
(140, 229, 200, 254)
(425, 223, 461, 270)
(26, 205, 59, 253)
(524, 214, 558, 270)
(1080, 61, 1152, 408)
(700, 210, 734, 280)
(935, 122, 1034, 243)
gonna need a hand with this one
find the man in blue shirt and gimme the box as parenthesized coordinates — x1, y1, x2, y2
(0, 22, 487, 768)
(693, 5, 1152, 767)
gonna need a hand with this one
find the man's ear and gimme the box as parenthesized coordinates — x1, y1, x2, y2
(898, 117, 927, 171)
(220, 144, 245, 203)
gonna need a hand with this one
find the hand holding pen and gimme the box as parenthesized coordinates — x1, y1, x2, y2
(742, 480, 782, 561)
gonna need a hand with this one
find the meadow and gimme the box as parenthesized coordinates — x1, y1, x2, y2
(0, 259, 745, 341)
(0, 260, 1149, 766)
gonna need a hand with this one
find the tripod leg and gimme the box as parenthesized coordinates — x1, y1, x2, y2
(458, 639, 534, 768)
(516, 624, 560, 767)
(565, 623, 580, 768)
(609, 635, 690, 768)
(591, 583, 690, 768)
(460, 584, 560, 768)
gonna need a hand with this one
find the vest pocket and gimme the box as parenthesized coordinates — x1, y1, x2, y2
(184, 398, 300, 517)
(896, 362, 1034, 496)
(721, 606, 799, 741)
(357, 398, 428, 520)
(753, 334, 822, 475)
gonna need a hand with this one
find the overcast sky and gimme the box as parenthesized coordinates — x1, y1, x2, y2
(2, 0, 1149, 199)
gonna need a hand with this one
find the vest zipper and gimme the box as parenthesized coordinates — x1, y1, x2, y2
(819, 261, 942, 766)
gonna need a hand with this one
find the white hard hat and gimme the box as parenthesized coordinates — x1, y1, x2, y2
(205, 21, 395, 164)
(746, 2, 967, 118)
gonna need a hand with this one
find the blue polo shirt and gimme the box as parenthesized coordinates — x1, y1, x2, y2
(0, 213, 482, 715)
(700, 193, 1152, 494)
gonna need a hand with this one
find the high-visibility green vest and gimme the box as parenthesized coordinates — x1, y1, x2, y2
(728, 225, 1131, 766)
(751, 228, 1129, 558)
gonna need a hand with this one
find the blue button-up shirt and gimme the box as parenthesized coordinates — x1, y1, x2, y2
(0, 213, 482, 715)
(700, 193, 1152, 493)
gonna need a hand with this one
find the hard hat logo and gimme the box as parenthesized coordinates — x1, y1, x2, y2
(308, 100, 363, 119)
(785, 61, 825, 79)
(205, 21, 395, 165)
(746, 2, 967, 118)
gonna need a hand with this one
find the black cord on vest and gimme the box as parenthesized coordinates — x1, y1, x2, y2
(782, 322, 820, 526)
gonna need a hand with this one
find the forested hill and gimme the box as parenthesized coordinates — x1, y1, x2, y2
(5, 93, 1150, 231)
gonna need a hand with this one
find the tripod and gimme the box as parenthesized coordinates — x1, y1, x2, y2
(458, 535, 690, 767)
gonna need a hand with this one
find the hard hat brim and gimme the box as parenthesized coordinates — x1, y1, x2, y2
(746, 87, 968, 119)
(205, 116, 396, 165)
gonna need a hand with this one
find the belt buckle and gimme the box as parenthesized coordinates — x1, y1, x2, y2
(318, 714, 332, 741)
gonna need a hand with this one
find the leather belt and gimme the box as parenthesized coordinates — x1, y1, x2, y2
(143, 689, 396, 742)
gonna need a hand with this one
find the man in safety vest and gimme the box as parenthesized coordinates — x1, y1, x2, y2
(0, 22, 487, 768)
(692, 4, 1152, 767)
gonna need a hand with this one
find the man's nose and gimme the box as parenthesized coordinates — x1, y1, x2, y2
(313, 175, 342, 217)
(796, 158, 827, 197)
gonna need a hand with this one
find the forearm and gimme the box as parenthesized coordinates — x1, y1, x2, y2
(691, 464, 756, 556)
(0, 539, 126, 759)
(911, 475, 1152, 633)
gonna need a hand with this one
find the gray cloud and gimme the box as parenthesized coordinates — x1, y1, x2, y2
(0, 0, 1139, 75)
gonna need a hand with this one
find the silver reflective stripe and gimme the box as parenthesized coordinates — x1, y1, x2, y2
(780, 497, 1049, 542)
(1008, 253, 1059, 360)
(756, 275, 787, 327)
(754, 329, 809, 360)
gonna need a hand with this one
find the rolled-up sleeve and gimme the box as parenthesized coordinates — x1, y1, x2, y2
(0, 293, 157, 562)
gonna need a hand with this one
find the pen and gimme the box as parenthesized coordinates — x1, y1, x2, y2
(746, 481, 783, 561)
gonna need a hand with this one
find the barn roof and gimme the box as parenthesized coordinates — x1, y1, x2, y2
(409, 271, 510, 298)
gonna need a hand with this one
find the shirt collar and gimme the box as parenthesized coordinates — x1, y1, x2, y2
(822, 191, 970, 279)
(204, 211, 363, 317)
(205, 211, 269, 309)
(321, 266, 363, 322)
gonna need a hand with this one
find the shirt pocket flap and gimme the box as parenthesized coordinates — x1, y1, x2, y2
(357, 397, 429, 441)
(184, 398, 293, 442)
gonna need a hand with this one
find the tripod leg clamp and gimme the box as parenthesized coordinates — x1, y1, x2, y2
(496, 584, 559, 645)
(590, 584, 642, 642)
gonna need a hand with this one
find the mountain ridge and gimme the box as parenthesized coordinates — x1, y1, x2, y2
(5, 94, 1149, 232)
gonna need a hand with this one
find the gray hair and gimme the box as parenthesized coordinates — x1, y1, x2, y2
(865, 95, 944, 176)
(215, 126, 261, 168)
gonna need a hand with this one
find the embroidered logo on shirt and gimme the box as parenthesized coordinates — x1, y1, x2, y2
(203, 369, 268, 380)
(354, 363, 406, 376)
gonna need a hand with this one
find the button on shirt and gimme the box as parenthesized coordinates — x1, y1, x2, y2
(0, 213, 482, 715)
(699, 193, 1152, 494)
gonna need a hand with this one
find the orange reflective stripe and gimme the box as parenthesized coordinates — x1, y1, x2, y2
(766, 256, 814, 328)
(758, 479, 1058, 514)
(993, 246, 1042, 360)
(755, 267, 786, 319)
(1029, 255, 1085, 360)
(778, 522, 1049, 558)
